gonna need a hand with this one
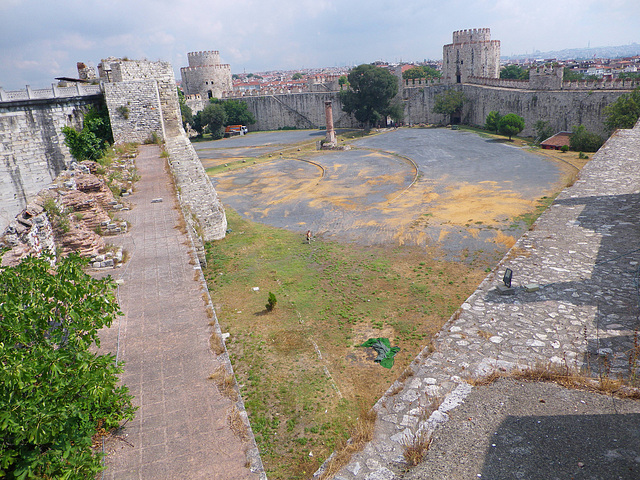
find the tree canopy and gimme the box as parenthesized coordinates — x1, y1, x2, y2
(0, 254, 135, 479)
(570, 125, 604, 152)
(193, 103, 227, 139)
(500, 65, 529, 80)
(220, 99, 256, 126)
(484, 111, 502, 134)
(339, 64, 402, 128)
(402, 66, 441, 80)
(432, 90, 466, 123)
(604, 87, 640, 132)
(498, 113, 525, 140)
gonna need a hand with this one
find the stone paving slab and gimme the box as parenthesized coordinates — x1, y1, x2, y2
(98, 145, 263, 479)
(329, 123, 640, 479)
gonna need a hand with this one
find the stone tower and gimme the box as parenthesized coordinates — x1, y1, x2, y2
(442, 28, 500, 84)
(180, 51, 232, 101)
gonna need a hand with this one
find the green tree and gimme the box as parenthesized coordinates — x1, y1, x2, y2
(618, 72, 640, 80)
(500, 65, 529, 80)
(570, 125, 603, 152)
(339, 64, 401, 129)
(402, 66, 441, 80)
(0, 254, 135, 479)
(534, 120, 555, 144)
(200, 103, 228, 139)
(338, 75, 348, 90)
(563, 68, 598, 82)
(498, 113, 525, 140)
(62, 103, 113, 161)
(292, 73, 303, 80)
(604, 87, 640, 132)
(484, 111, 502, 134)
(221, 99, 256, 126)
(432, 90, 466, 124)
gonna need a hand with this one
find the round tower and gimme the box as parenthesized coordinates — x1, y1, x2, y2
(180, 51, 232, 102)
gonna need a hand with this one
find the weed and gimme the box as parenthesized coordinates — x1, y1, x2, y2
(209, 331, 225, 355)
(228, 405, 250, 442)
(208, 366, 238, 401)
(402, 430, 433, 466)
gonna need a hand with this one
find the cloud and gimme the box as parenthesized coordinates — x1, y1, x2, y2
(1, 0, 639, 89)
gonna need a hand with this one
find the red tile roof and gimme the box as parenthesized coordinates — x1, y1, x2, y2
(541, 131, 572, 148)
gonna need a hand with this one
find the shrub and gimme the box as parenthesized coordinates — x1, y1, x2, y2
(0, 254, 135, 479)
(560, 145, 570, 152)
(266, 292, 277, 312)
(570, 125, 603, 152)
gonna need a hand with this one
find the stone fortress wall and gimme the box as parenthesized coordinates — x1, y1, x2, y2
(0, 59, 227, 246)
(180, 51, 233, 102)
(0, 87, 100, 231)
(99, 58, 227, 255)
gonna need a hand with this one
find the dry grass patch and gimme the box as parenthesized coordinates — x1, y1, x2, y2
(228, 405, 250, 442)
(208, 366, 238, 401)
(209, 331, 225, 355)
(469, 363, 640, 399)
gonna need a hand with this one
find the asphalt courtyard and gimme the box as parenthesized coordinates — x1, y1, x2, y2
(195, 128, 563, 259)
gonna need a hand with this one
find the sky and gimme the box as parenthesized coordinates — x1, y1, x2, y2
(1, 0, 639, 90)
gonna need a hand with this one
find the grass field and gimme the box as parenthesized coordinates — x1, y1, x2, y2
(203, 209, 489, 479)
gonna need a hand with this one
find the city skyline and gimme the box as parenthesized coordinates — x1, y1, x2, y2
(1, 0, 639, 90)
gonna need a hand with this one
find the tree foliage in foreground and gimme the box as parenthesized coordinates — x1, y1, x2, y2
(62, 103, 113, 161)
(498, 113, 525, 140)
(604, 87, 640, 132)
(339, 64, 402, 128)
(0, 254, 135, 479)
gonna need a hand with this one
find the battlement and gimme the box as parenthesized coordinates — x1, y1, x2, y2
(179, 64, 231, 72)
(187, 51, 222, 68)
(452, 28, 491, 44)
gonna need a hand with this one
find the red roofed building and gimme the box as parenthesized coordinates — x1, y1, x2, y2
(540, 131, 572, 150)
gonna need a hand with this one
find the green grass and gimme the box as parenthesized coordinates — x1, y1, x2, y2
(203, 209, 485, 479)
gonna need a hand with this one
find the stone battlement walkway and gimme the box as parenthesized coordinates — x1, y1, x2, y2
(99, 145, 263, 479)
(332, 123, 640, 479)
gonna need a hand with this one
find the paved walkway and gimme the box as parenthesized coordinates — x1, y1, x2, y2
(330, 124, 640, 479)
(99, 145, 263, 479)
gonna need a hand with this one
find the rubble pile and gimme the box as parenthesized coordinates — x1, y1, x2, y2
(1, 148, 138, 268)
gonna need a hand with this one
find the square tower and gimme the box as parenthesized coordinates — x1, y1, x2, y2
(442, 28, 500, 84)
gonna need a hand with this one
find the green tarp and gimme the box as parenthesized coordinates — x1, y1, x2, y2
(359, 337, 400, 369)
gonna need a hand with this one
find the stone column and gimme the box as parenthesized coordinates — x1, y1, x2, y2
(324, 100, 337, 146)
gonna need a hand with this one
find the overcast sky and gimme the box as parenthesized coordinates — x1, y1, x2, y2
(1, 0, 639, 90)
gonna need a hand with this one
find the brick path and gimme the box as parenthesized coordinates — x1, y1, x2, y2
(329, 124, 640, 479)
(99, 145, 263, 479)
